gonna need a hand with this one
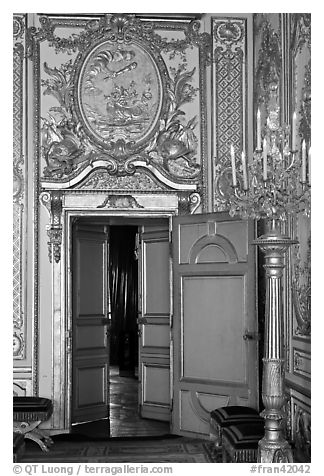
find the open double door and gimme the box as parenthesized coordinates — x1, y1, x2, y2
(71, 212, 258, 438)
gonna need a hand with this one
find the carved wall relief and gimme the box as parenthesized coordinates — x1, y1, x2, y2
(292, 233, 311, 336)
(13, 16, 27, 360)
(290, 390, 311, 462)
(97, 194, 144, 209)
(40, 191, 63, 263)
(254, 16, 281, 108)
(30, 14, 211, 208)
(290, 14, 311, 339)
(212, 17, 248, 211)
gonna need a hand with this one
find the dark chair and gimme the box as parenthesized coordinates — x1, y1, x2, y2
(13, 397, 54, 452)
(222, 420, 265, 462)
(13, 432, 25, 462)
(210, 405, 263, 447)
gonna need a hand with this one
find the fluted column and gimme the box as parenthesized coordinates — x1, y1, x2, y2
(254, 220, 297, 463)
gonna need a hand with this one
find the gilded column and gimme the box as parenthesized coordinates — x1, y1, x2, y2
(254, 220, 296, 462)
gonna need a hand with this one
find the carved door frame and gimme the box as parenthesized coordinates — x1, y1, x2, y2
(52, 201, 176, 432)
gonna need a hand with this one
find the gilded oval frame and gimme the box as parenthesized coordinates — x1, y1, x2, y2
(74, 38, 167, 156)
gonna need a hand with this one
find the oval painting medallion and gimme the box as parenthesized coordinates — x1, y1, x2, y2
(77, 40, 163, 150)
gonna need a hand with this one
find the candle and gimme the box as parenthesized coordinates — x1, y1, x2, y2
(301, 139, 306, 183)
(292, 111, 297, 151)
(241, 151, 248, 190)
(263, 138, 267, 181)
(230, 144, 237, 187)
(257, 108, 261, 150)
(308, 146, 311, 185)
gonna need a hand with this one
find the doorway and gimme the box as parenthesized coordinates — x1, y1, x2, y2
(70, 217, 171, 438)
(65, 211, 259, 439)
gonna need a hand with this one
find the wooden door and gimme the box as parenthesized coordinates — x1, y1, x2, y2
(138, 222, 171, 421)
(72, 224, 110, 424)
(171, 212, 258, 437)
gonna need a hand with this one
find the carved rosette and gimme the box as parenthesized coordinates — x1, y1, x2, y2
(212, 18, 246, 211)
(13, 16, 25, 40)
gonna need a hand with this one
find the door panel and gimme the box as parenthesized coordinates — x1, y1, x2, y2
(72, 225, 110, 424)
(138, 223, 171, 421)
(172, 212, 258, 438)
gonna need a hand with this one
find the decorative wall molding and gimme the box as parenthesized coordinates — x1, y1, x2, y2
(13, 379, 32, 397)
(13, 18, 26, 360)
(293, 349, 311, 380)
(289, 12, 311, 340)
(212, 17, 247, 211)
(76, 169, 167, 191)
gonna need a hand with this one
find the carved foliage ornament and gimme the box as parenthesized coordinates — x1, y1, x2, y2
(254, 17, 281, 108)
(36, 14, 211, 187)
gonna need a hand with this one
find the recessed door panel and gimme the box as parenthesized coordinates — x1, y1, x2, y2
(172, 212, 258, 438)
(72, 225, 109, 424)
(138, 223, 171, 422)
(143, 239, 170, 316)
(181, 275, 245, 382)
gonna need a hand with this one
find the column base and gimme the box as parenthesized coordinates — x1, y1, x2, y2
(258, 436, 294, 463)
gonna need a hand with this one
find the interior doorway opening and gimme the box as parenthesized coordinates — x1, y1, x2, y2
(109, 225, 138, 379)
(71, 216, 171, 438)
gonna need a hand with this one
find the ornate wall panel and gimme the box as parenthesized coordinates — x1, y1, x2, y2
(289, 14, 311, 342)
(212, 17, 248, 211)
(27, 14, 211, 211)
(13, 15, 27, 361)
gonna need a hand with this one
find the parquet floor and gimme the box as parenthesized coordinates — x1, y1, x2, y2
(72, 366, 170, 438)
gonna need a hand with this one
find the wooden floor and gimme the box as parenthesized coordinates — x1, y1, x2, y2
(72, 366, 170, 438)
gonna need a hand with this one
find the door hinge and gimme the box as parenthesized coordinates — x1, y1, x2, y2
(169, 230, 173, 259)
(66, 330, 72, 353)
(170, 314, 174, 329)
(243, 331, 261, 341)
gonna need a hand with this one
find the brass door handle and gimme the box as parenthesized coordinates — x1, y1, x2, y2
(137, 317, 147, 325)
(243, 331, 261, 341)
